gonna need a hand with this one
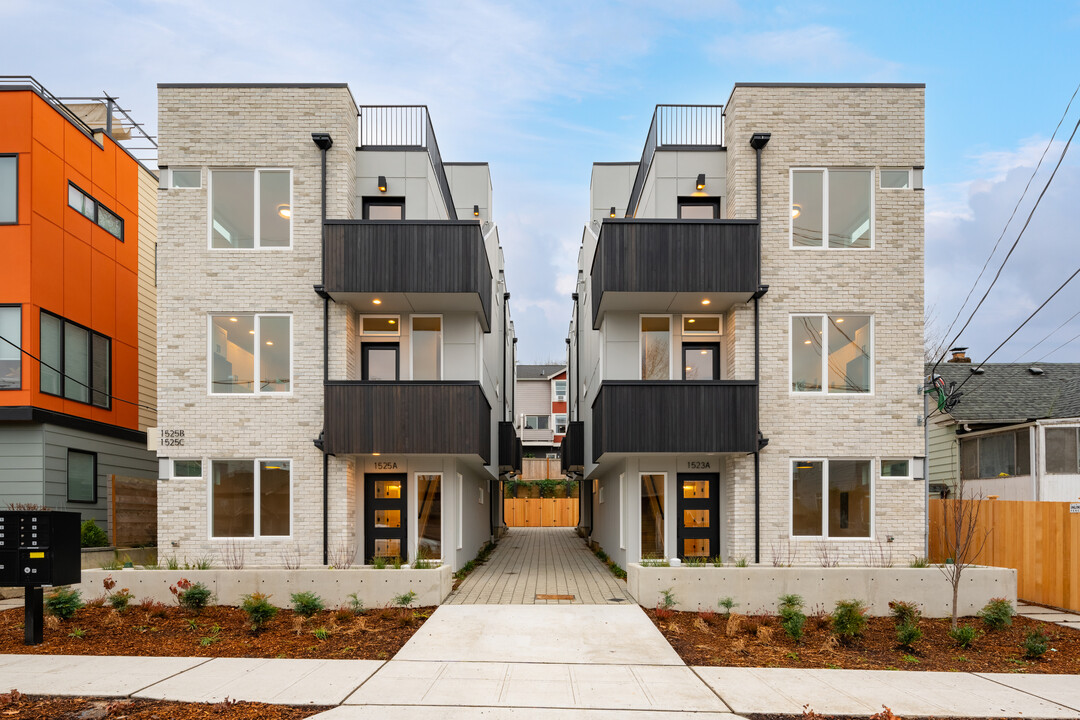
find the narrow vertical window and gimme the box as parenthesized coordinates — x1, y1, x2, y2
(828, 170, 872, 248)
(63, 323, 90, 403)
(640, 473, 665, 559)
(418, 474, 442, 560)
(0, 307, 20, 389)
(91, 333, 110, 407)
(211, 170, 255, 248)
(827, 460, 871, 537)
(67, 450, 97, 503)
(791, 316, 823, 392)
(39, 313, 62, 395)
(211, 460, 255, 537)
(791, 460, 823, 536)
(640, 316, 670, 380)
(0, 155, 16, 224)
(412, 316, 442, 380)
(791, 170, 823, 247)
(259, 170, 291, 247)
(259, 315, 291, 392)
(259, 460, 291, 536)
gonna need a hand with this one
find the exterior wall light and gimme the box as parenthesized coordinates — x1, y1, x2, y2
(377, 176, 388, 193)
(473, 204, 480, 217)
(696, 174, 706, 191)
(609, 206, 616, 218)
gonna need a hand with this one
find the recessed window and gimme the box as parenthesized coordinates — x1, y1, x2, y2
(880, 169, 911, 189)
(683, 343, 719, 380)
(363, 197, 405, 220)
(361, 316, 400, 336)
(677, 196, 721, 219)
(39, 311, 111, 408)
(553, 379, 567, 402)
(0, 306, 20, 389)
(640, 316, 671, 380)
(362, 343, 399, 381)
(791, 314, 871, 394)
(211, 459, 291, 538)
(418, 473, 442, 560)
(411, 316, 442, 380)
(67, 450, 98, 504)
(961, 430, 1031, 479)
(210, 169, 291, 248)
(171, 169, 201, 188)
(791, 459, 872, 538)
(881, 459, 911, 478)
(524, 415, 550, 430)
(682, 316, 721, 335)
(67, 182, 124, 240)
(172, 459, 203, 478)
(0, 155, 16, 224)
(791, 169, 872, 249)
(554, 414, 568, 435)
(209, 314, 291, 394)
(1045, 427, 1080, 475)
(641, 473, 665, 558)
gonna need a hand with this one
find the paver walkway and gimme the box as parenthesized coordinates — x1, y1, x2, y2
(1017, 600, 1080, 630)
(447, 527, 632, 604)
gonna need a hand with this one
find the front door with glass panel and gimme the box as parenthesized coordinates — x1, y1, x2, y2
(677, 473, 719, 559)
(365, 474, 407, 562)
(683, 344, 719, 380)
(362, 343, 399, 381)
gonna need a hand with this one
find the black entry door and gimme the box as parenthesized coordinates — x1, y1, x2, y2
(364, 473, 407, 563)
(676, 473, 719, 559)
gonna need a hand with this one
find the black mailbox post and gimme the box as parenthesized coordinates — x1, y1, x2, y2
(0, 511, 81, 645)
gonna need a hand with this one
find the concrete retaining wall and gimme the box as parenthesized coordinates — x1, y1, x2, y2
(72, 566, 453, 608)
(626, 565, 1016, 618)
(80, 547, 158, 569)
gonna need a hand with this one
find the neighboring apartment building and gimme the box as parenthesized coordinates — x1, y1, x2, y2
(155, 84, 519, 569)
(0, 78, 158, 538)
(564, 84, 926, 566)
(928, 360, 1080, 501)
(516, 363, 568, 457)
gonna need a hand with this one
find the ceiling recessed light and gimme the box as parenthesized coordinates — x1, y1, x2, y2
(836, 318, 845, 323)
(701, 350, 708, 355)
(265, 340, 274, 346)
(372, 298, 382, 305)
(248, 330, 255, 335)
(276, 203, 291, 219)
(804, 339, 812, 345)
(792, 203, 802, 219)
(685, 366, 692, 372)
(229, 317, 238, 322)
(372, 453, 380, 456)
(687, 318, 696, 323)
(388, 319, 396, 325)
(701, 299, 711, 305)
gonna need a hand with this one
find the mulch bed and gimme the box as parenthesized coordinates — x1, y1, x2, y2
(0, 692, 328, 719)
(0, 603, 432, 660)
(647, 609, 1080, 673)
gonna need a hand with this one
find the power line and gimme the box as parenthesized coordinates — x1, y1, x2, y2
(1033, 328, 1080, 363)
(0, 334, 158, 413)
(1013, 307, 1080, 361)
(931, 82, 1080, 377)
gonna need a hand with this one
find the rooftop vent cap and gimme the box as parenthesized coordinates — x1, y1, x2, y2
(948, 347, 971, 363)
(1029, 366, 1045, 375)
(970, 367, 985, 374)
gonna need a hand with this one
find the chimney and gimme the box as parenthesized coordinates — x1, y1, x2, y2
(947, 347, 971, 364)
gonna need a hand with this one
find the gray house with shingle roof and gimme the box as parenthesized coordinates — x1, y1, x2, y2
(927, 362, 1080, 501)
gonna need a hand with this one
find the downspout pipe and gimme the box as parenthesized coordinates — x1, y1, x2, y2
(749, 132, 770, 565)
(503, 293, 510, 421)
(311, 132, 333, 566)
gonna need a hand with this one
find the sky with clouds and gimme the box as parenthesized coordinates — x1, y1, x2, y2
(3, 0, 1080, 364)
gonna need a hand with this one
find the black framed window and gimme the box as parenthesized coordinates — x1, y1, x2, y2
(682, 343, 719, 380)
(67, 449, 98, 503)
(39, 310, 111, 409)
(362, 197, 405, 220)
(0, 305, 20, 390)
(67, 182, 124, 241)
(362, 343, 399, 381)
(0, 154, 17, 224)
(677, 196, 721, 219)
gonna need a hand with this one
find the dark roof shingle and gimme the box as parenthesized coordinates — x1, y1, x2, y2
(516, 364, 565, 379)
(927, 362, 1080, 423)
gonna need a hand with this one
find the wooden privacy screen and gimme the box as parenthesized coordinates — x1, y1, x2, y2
(930, 499, 1079, 613)
(504, 498, 579, 528)
(110, 475, 157, 547)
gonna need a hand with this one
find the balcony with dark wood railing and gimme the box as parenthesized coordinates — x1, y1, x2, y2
(498, 421, 523, 475)
(560, 421, 585, 476)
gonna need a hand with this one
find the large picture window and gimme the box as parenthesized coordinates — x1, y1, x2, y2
(1046, 427, 1080, 475)
(210, 169, 291, 248)
(791, 169, 872, 249)
(417, 474, 442, 560)
(39, 311, 111, 408)
(960, 430, 1031, 479)
(640, 316, 671, 380)
(210, 314, 291, 394)
(641, 473, 665, 558)
(211, 459, 291, 538)
(524, 415, 549, 430)
(0, 306, 20, 389)
(67, 450, 97, 503)
(0, 155, 16, 224)
(791, 459, 872, 538)
(791, 314, 871, 394)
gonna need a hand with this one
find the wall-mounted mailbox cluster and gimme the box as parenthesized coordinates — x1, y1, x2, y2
(0, 511, 81, 588)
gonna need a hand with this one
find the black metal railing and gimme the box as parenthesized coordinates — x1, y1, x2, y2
(626, 104, 724, 218)
(358, 105, 457, 220)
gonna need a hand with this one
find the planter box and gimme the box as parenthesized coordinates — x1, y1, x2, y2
(626, 565, 1016, 618)
(73, 566, 453, 608)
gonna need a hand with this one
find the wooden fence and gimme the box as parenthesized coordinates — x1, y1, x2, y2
(110, 475, 157, 547)
(929, 499, 1079, 612)
(521, 458, 560, 480)
(504, 498, 579, 528)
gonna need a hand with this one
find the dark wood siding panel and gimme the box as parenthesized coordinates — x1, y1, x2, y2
(590, 220, 759, 326)
(325, 382, 490, 463)
(560, 421, 584, 475)
(591, 381, 757, 460)
(324, 221, 493, 329)
(498, 421, 523, 473)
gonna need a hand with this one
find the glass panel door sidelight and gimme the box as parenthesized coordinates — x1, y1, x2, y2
(676, 473, 719, 559)
(362, 343, 399, 381)
(365, 474, 408, 562)
(683, 344, 719, 380)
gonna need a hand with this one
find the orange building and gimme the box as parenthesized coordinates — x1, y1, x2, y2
(0, 78, 157, 538)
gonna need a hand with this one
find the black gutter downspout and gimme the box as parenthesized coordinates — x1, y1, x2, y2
(749, 132, 771, 565)
(571, 293, 580, 423)
(502, 293, 510, 422)
(311, 132, 333, 566)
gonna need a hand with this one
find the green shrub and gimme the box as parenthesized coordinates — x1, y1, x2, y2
(393, 590, 417, 608)
(290, 591, 325, 617)
(240, 592, 278, 632)
(948, 624, 979, 648)
(896, 621, 922, 648)
(659, 588, 677, 611)
(1023, 629, 1049, 658)
(908, 556, 929, 568)
(778, 594, 807, 642)
(107, 588, 134, 613)
(313, 627, 330, 641)
(978, 598, 1015, 630)
(733, 557, 750, 568)
(347, 592, 365, 616)
(169, 579, 212, 611)
(372, 556, 389, 570)
(45, 588, 83, 619)
(888, 600, 921, 627)
(80, 519, 108, 548)
(718, 597, 738, 616)
(831, 600, 868, 640)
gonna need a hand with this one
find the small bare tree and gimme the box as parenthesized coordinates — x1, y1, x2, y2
(936, 476, 991, 628)
(924, 303, 949, 364)
(815, 541, 839, 568)
(280, 543, 302, 570)
(219, 539, 245, 570)
(327, 538, 355, 569)
(770, 539, 796, 567)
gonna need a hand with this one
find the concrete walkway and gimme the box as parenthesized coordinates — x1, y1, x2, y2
(447, 527, 633, 605)
(1018, 600, 1080, 630)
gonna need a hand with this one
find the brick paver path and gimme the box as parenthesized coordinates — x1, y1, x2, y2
(447, 527, 633, 604)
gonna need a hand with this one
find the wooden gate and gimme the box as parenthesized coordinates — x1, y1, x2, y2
(504, 498, 579, 527)
(110, 475, 157, 547)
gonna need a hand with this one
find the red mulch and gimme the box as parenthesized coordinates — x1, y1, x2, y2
(646, 609, 1080, 673)
(0, 603, 431, 660)
(0, 692, 327, 719)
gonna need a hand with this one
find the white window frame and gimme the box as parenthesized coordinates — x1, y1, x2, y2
(207, 313, 293, 397)
(789, 458, 875, 541)
(789, 167, 875, 250)
(207, 168, 293, 250)
(789, 313, 874, 396)
(681, 315, 722, 336)
(553, 413, 568, 435)
(415, 471, 444, 562)
(169, 168, 202, 189)
(171, 459, 203, 479)
(880, 458, 913, 480)
(456, 473, 464, 550)
(639, 314, 674, 380)
(879, 168, 912, 190)
(524, 414, 550, 431)
(639, 471, 668, 559)
(618, 472, 626, 549)
(552, 379, 568, 402)
(409, 314, 443, 380)
(360, 315, 401, 337)
(207, 458, 293, 539)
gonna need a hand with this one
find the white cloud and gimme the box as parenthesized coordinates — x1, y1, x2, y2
(707, 24, 902, 78)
